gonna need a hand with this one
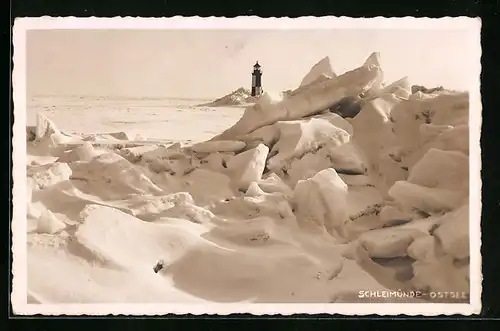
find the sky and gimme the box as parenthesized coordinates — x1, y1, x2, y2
(26, 28, 478, 99)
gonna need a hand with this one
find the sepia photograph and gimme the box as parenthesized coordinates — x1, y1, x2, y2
(11, 17, 482, 315)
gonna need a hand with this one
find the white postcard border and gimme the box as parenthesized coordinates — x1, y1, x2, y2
(11, 16, 483, 316)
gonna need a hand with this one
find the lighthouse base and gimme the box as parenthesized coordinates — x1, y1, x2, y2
(251, 86, 263, 97)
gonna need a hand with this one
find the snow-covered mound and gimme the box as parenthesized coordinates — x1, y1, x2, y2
(24, 52, 472, 305)
(200, 87, 258, 107)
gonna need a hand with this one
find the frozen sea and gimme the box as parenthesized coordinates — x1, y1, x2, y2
(26, 95, 245, 145)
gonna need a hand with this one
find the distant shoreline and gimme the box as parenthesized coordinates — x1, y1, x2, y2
(28, 94, 216, 102)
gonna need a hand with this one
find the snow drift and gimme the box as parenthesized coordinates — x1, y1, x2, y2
(25, 52, 471, 304)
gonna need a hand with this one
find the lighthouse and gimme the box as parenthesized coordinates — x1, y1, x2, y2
(251, 61, 263, 97)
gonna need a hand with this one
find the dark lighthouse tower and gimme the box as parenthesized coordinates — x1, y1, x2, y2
(251, 61, 263, 97)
